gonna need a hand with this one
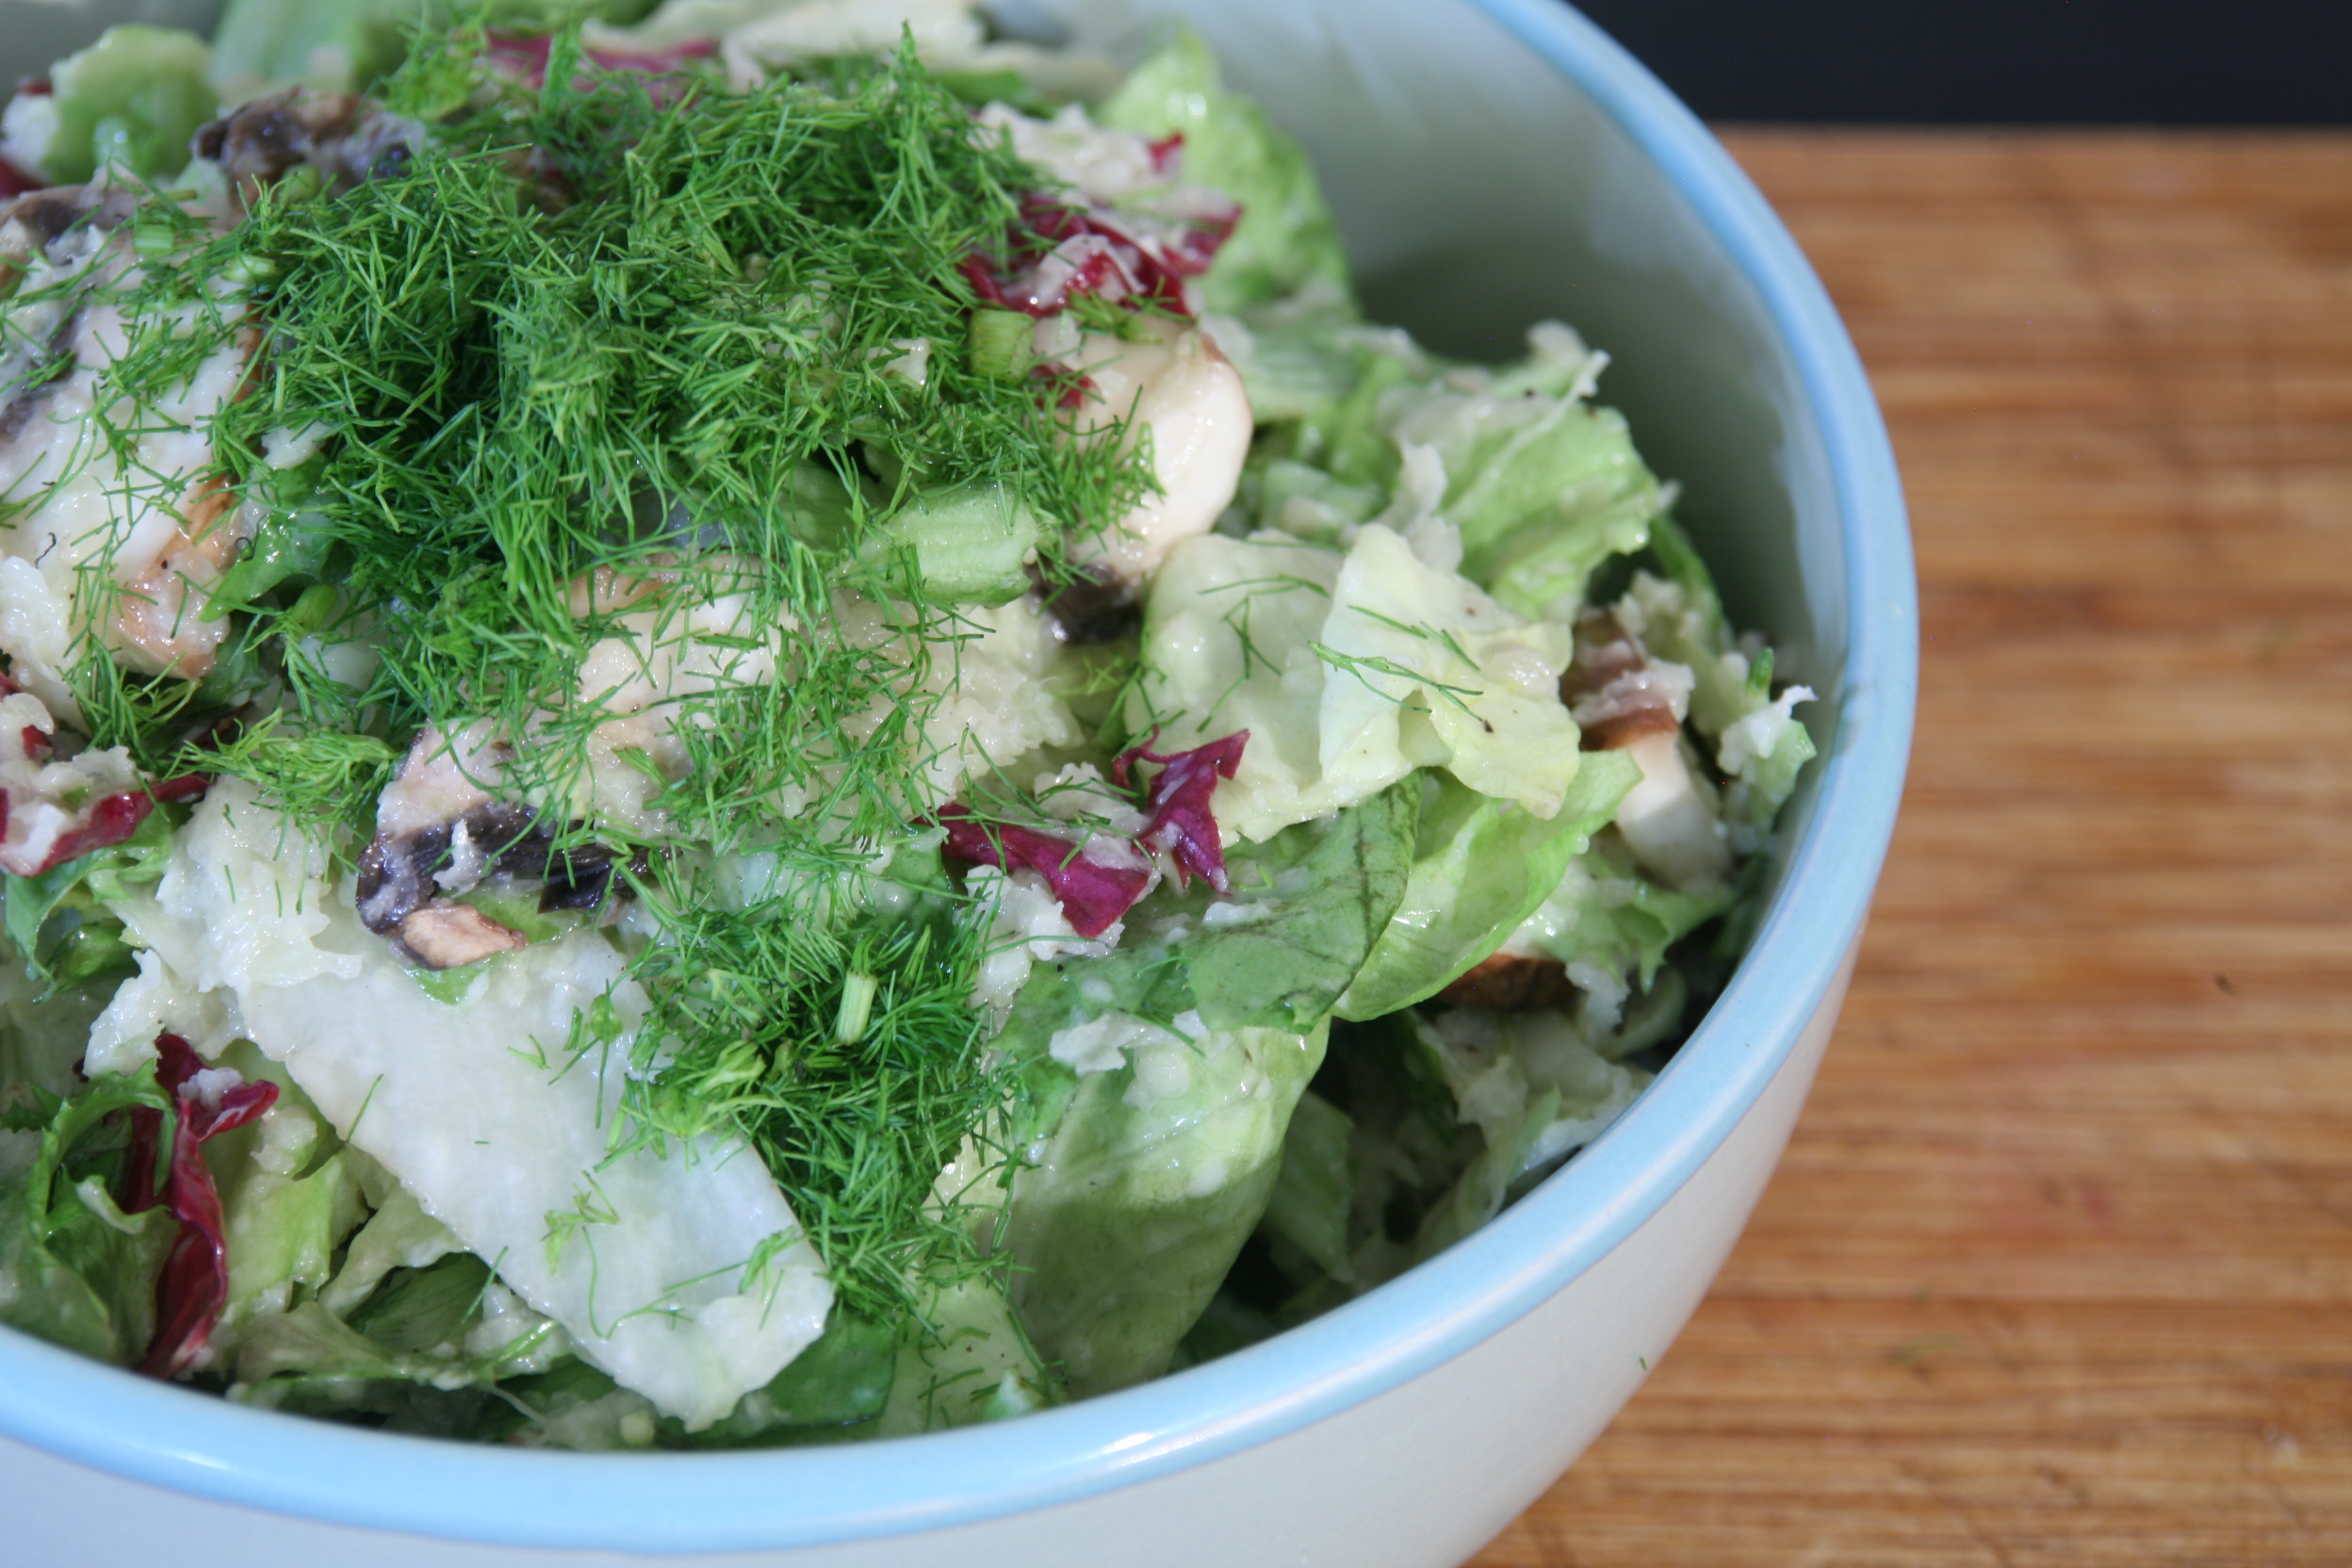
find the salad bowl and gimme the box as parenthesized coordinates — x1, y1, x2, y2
(0, 0, 1915, 1563)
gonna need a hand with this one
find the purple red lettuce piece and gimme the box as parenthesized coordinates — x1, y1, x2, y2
(961, 192, 1238, 321)
(936, 808, 1152, 940)
(1115, 731, 1249, 894)
(123, 1033, 279, 1379)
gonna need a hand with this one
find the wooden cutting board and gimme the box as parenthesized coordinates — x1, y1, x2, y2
(1469, 131, 2352, 1568)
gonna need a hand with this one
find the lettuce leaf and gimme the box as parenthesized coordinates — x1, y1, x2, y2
(1006, 1018, 1328, 1396)
(1100, 25, 1351, 313)
(4, 805, 174, 998)
(875, 1273, 1050, 1434)
(684, 1309, 895, 1444)
(994, 781, 1417, 1143)
(1411, 1009, 1649, 1260)
(1511, 832, 1735, 992)
(1337, 757, 1640, 1021)
(1258, 1087, 1353, 1282)
(985, 784, 1415, 1393)
(208, 0, 660, 98)
(1137, 525, 1592, 842)
(7, 25, 219, 185)
(0, 1073, 176, 1364)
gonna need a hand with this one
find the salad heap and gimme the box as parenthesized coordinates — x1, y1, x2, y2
(0, 0, 1815, 1446)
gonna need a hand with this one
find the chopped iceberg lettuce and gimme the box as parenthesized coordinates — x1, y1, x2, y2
(878, 1268, 1053, 1431)
(1230, 314, 1665, 619)
(0, 26, 218, 186)
(1136, 525, 1591, 841)
(1258, 1086, 1354, 1283)
(1409, 1008, 1649, 1259)
(1009, 1018, 1327, 1396)
(4, 806, 174, 999)
(1204, 290, 1367, 427)
(1377, 326, 1661, 619)
(686, 1309, 897, 1444)
(208, 0, 659, 98)
(203, 1047, 367, 1344)
(985, 786, 1413, 1391)
(991, 781, 1416, 1152)
(1510, 833, 1736, 996)
(1317, 524, 1584, 815)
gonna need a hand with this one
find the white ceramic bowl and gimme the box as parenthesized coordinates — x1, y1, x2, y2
(0, 2, 1916, 1563)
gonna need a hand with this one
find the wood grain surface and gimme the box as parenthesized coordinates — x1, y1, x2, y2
(1470, 131, 2352, 1568)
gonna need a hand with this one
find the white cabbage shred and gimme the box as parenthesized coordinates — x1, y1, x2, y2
(89, 782, 831, 1428)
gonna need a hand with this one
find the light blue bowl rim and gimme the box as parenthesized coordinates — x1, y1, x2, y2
(0, 0, 1918, 1552)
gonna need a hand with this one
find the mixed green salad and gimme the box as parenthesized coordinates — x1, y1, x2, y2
(0, 0, 1814, 1447)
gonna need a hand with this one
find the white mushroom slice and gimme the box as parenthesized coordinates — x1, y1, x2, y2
(395, 900, 529, 971)
(1066, 320, 1252, 583)
(1613, 728, 1733, 891)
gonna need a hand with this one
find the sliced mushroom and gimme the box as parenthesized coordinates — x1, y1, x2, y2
(1561, 610, 1684, 751)
(0, 182, 139, 260)
(1559, 609, 1730, 890)
(357, 727, 628, 951)
(190, 90, 425, 199)
(1439, 953, 1575, 1010)
(1032, 562, 1139, 645)
(393, 899, 528, 971)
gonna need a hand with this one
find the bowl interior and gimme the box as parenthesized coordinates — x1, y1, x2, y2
(0, 0, 1914, 1554)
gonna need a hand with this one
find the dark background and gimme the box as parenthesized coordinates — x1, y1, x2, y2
(1564, 0, 2351, 123)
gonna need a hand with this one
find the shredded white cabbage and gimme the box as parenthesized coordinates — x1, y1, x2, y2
(90, 782, 833, 1427)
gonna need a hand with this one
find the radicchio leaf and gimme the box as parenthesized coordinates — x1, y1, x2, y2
(124, 1033, 278, 1379)
(1115, 731, 1249, 894)
(961, 192, 1238, 321)
(31, 792, 154, 874)
(936, 808, 1152, 940)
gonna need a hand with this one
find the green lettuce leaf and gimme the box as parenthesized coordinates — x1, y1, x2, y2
(1511, 833, 1735, 991)
(4, 805, 174, 998)
(13, 25, 219, 186)
(1099, 25, 1351, 313)
(1412, 1009, 1650, 1252)
(197, 1044, 368, 1341)
(0, 1073, 175, 1364)
(1006, 1017, 1329, 1396)
(1210, 289, 1368, 429)
(984, 784, 1415, 1394)
(1337, 756, 1642, 1021)
(683, 1309, 896, 1445)
(993, 781, 1418, 1153)
(1258, 1087, 1353, 1282)
(875, 1273, 1052, 1434)
(208, 0, 658, 99)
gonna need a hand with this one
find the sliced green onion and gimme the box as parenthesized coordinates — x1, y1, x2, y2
(834, 972, 880, 1045)
(966, 308, 1032, 383)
